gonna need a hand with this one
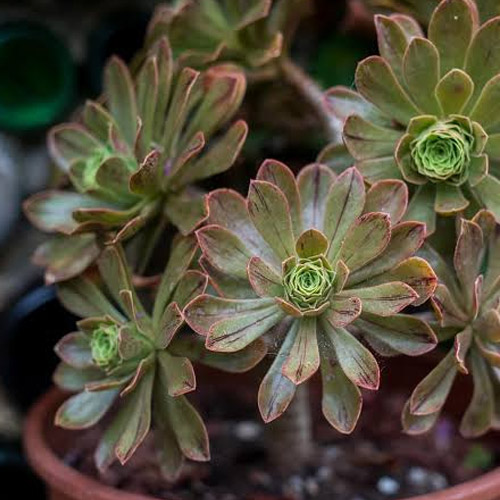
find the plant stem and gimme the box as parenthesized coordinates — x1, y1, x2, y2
(279, 56, 339, 142)
(265, 383, 314, 476)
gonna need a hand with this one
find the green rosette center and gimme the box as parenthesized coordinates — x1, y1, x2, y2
(90, 323, 121, 369)
(410, 120, 474, 185)
(283, 255, 336, 311)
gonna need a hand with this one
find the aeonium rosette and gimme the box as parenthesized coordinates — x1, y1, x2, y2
(52, 237, 266, 479)
(24, 37, 247, 283)
(185, 160, 438, 432)
(404, 210, 500, 438)
(321, 0, 500, 234)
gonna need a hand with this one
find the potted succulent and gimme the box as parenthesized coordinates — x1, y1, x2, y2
(21, 0, 500, 499)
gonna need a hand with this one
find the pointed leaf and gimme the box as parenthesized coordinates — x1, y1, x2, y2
(320, 340, 362, 434)
(429, 0, 477, 75)
(282, 317, 319, 384)
(54, 332, 92, 368)
(470, 74, 500, 130)
(157, 351, 195, 396)
(339, 212, 391, 272)
(364, 180, 408, 224)
(170, 333, 267, 373)
(347, 282, 417, 316)
(402, 399, 440, 435)
(206, 300, 284, 352)
(460, 349, 494, 437)
(324, 167, 365, 262)
(33, 233, 101, 284)
(104, 57, 137, 147)
(375, 14, 411, 83)
(297, 163, 336, 231)
(348, 221, 426, 285)
(166, 394, 210, 462)
(403, 38, 441, 115)
(362, 256, 437, 306)
(343, 114, 401, 161)
(57, 277, 124, 321)
(206, 189, 278, 268)
(410, 350, 458, 415)
(436, 69, 474, 115)
(248, 256, 283, 297)
(172, 270, 208, 310)
(197, 224, 253, 279)
(153, 235, 197, 324)
(48, 124, 100, 172)
(257, 159, 302, 236)
(323, 296, 361, 328)
(170, 120, 248, 188)
(355, 56, 419, 125)
(247, 180, 295, 262)
(155, 302, 183, 349)
(115, 368, 154, 464)
(295, 229, 328, 258)
(356, 312, 437, 356)
(258, 322, 297, 422)
(465, 17, 500, 106)
(55, 389, 118, 429)
(321, 320, 380, 390)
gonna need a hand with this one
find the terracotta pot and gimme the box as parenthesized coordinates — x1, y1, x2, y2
(24, 357, 500, 500)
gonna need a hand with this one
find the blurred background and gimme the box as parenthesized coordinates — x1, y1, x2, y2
(0, 0, 379, 496)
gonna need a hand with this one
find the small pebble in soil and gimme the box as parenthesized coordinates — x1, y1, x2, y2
(316, 466, 332, 482)
(283, 475, 305, 499)
(377, 476, 400, 496)
(234, 421, 261, 441)
(305, 477, 320, 496)
(429, 472, 448, 491)
(407, 466, 428, 487)
(323, 445, 342, 460)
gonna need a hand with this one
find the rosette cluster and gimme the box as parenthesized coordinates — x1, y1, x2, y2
(185, 160, 437, 432)
(323, 0, 500, 233)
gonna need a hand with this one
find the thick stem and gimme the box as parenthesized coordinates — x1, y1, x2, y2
(279, 56, 340, 142)
(265, 383, 314, 476)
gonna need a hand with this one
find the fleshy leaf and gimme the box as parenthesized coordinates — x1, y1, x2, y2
(247, 180, 295, 262)
(350, 282, 418, 316)
(429, 0, 477, 75)
(55, 389, 119, 429)
(320, 339, 362, 434)
(364, 180, 408, 224)
(258, 322, 297, 422)
(339, 212, 391, 272)
(282, 317, 319, 385)
(355, 56, 419, 125)
(357, 312, 437, 357)
(297, 163, 335, 231)
(403, 38, 441, 115)
(324, 167, 365, 262)
(321, 320, 380, 390)
(409, 350, 458, 415)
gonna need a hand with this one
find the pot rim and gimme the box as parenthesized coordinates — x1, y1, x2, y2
(23, 386, 500, 500)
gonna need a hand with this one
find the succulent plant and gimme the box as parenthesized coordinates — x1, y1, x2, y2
(403, 210, 500, 437)
(24, 39, 247, 283)
(185, 160, 437, 432)
(322, 0, 500, 234)
(143, 0, 309, 69)
(53, 237, 265, 478)
(363, 0, 500, 25)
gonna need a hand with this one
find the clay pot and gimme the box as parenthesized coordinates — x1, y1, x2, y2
(24, 357, 500, 500)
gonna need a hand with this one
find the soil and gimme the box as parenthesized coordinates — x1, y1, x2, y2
(60, 374, 500, 500)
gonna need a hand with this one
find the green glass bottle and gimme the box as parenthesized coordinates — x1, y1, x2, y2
(0, 22, 76, 132)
